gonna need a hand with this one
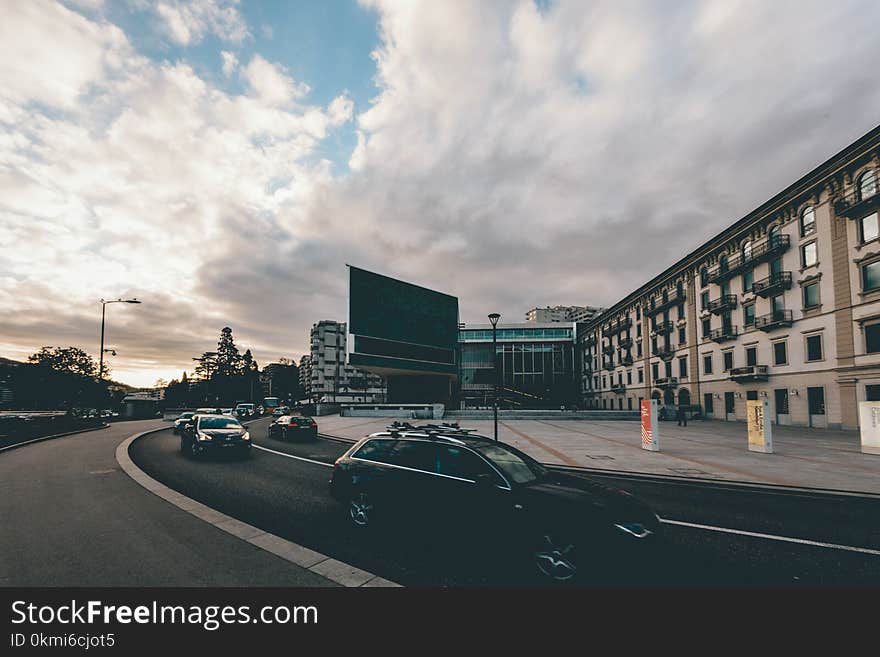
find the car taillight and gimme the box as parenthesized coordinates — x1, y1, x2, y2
(288, 423, 297, 427)
(311, 421, 317, 427)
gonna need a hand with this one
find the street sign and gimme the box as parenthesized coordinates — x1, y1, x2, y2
(747, 399, 773, 453)
(640, 399, 659, 451)
(857, 401, 880, 455)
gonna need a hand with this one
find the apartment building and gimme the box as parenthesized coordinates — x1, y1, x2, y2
(309, 320, 385, 403)
(298, 355, 311, 401)
(581, 125, 880, 430)
(526, 305, 603, 323)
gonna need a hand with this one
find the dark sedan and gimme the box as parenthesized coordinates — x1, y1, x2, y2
(180, 414, 252, 459)
(329, 423, 661, 584)
(267, 415, 318, 441)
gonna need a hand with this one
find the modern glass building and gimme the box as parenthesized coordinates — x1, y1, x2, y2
(458, 322, 578, 409)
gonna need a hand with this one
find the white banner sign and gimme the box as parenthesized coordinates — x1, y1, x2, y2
(858, 401, 880, 455)
(641, 399, 659, 452)
(747, 399, 773, 454)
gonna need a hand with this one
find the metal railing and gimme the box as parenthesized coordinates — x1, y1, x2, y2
(752, 272, 792, 297)
(707, 294, 738, 314)
(755, 309, 793, 331)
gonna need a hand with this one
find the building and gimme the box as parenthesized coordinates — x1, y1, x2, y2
(458, 322, 579, 409)
(580, 125, 880, 430)
(298, 355, 311, 401)
(526, 305, 603, 323)
(309, 320, 385, 403)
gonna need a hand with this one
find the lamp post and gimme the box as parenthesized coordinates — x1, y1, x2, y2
(99, 298, 141, 379)
(488, 312, 501, 442)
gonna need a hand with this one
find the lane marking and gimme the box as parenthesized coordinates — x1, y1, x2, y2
(252, 444, 333, 467)
(659, 517, 880, 556)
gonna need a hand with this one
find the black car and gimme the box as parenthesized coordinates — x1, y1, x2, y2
(329, 423, 661, 583)
(180, 414, 252, 459)
(267, 415, 318, 441)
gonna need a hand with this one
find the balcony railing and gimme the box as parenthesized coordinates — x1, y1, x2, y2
(752, 272, 792, 298)
(707, 294, 738, 315)
(647, 288, 686, 315)
(706, 235, 791, 283)
(755, 310, 793, 331)
(604, 317, 633, 336)
(651, 321, 675, 336)
(602, 344, 615, 355)
(618, 337, 633, 349)
(654, 377, 678, 389)
(654, 344, 676, 361)
(620, 354, 634, 366)
(602, 360, 615, 371)
(730, 365, 770, 382)
(611, 383, 627, 394)
(710, 325, 739, 343)
(834, 185, 880, 219)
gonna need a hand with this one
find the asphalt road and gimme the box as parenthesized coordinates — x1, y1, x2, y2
(0, 419, 336, 586)
(130, 417, 880, 586)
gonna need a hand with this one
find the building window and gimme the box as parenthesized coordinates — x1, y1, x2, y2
(677, 303, 684, 320)
(742, 240, 752, 262)
(719, 254, 729, 275)
(867, 384, 880, 401)
(865, 323, 880, 354)
(665, 361, 672, 378)
(652, 363, 659, 380)
(801, 241, 818, 268)
(775, 388, 789, 415)
(745, 346, 757, 367)
(807, 387, 825, 415)
(860, 170, 877, 200)
(678, 356, 688, 378)
(806, 334, 823, 362)
(723, 350, 733, 371)
(603, 376, 607, 388)
(678, 327, 686, 344)
(627, 370, 632, 385)
(637, 342, 643, 357)
(637, 323, 642, 337)
(743, 302, 755, 326)
(801, 206, 816, 237)
(638, 368, 644, 383)
(701, 291, 710, 310)
(803, 281, 820, 309)
(863, 260, 880, 292)
(700, 268, 709, 287)
(704, 393, 714, 414)
(773, 341, 787, 365)
(703, 354, 713, 374)
(702, 318, 711, 338)
(742, 269, 753, 293)
(769, 224, 782, 246)
(860, 212, 879, 244)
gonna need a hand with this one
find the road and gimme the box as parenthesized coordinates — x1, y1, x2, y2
(130, 417, 880, 586)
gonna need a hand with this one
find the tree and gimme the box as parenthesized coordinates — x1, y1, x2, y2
(28, 346, 100, 378)
(215, 327, 242, 377)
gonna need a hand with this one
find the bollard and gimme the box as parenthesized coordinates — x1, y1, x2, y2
(747, 399, 773, 453)
(640, 399, 659, 451)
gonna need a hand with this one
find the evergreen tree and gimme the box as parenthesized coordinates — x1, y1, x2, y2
(215, 327, 242, 376)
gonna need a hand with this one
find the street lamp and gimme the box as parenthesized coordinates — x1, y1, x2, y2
(488, 312, 501, 442)
(99, 298, 141, 380)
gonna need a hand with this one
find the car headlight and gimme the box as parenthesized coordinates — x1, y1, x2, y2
(197, 432, 211, 442)
(242, 432, 250, 441)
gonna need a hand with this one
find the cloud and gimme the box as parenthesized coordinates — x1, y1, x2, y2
(155, 0, 249, 46)
(242, 54, 310, 107)
(221, 50, 238, 76)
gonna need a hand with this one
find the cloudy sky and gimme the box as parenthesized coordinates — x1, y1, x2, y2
(2, 0, 879, 387)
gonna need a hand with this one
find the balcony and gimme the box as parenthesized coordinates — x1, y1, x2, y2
(584, 335, 597, 347)
(602, 360, 615, 371)
(651, 321, 675, 336)
(755, 310, 793, 332)
(707, 294, 738, 315)
(654, 344, 676, 361)
(618, 337, 633, 349)
(752, 272, 792, 298)
(611, 383, 627, 394)
(647, 288, 686, 315)
(620, 354, 634, 366)
(834, 185, 880, 219)
(729, 365, 770, 383)
(604, 317, 633, 336)
(706, 235, 791, 283)
(654, 377, 678, 389)
(710, 325, 739, 343)
(602, 344, 615, 355)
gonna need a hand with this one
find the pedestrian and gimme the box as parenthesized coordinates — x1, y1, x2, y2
(676, 405, 687, 427)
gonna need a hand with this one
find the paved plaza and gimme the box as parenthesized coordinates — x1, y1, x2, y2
(315, 415, 880, 496)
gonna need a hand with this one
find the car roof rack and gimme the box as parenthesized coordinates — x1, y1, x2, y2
(385, 421, 481, 439)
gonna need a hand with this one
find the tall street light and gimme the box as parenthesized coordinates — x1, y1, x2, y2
(99, 298, 141, 380)
(488, 312, 501, 442)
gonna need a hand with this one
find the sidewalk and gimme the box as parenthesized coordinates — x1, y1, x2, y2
(315, 415, 880, 496)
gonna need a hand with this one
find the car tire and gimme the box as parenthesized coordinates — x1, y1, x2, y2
(348, 491, 374, 529)
(188, 438, 201, 460)
(532, 531, 581, 585)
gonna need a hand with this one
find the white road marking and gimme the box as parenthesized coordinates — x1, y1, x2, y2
(252, 444, 333, 468)
(659, 517, 880, 556)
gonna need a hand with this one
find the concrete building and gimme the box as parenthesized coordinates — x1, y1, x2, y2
(526, 305, 603, 323)
(298, 355, 311, 401)
(458, 322, 579, 408)
(309, 320, 385, 403)
(580, 125, 880, 430)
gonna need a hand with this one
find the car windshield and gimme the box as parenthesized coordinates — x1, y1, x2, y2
(476, 443, 549, 485)
(179, 413, 193, 419)
(199, 417, 242, 429)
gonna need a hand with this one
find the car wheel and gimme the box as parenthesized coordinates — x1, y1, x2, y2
(533, 533, 579, 583)
(349, 491, 374, 528)
(188, 439, 201, 460)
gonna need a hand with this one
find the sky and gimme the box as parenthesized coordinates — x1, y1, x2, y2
(1, 0, 880, 388)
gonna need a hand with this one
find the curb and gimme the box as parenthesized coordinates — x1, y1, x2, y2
(116, 427, 401, 588)
(0, 422, 109, 454)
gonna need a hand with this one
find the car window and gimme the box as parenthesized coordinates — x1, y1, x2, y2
(476, 443, 547, 485)
(435, 445, 494, 481)
(199, 417, 242, 429)
(386, 440, 436, 472)
(352, 439, 396, 463)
